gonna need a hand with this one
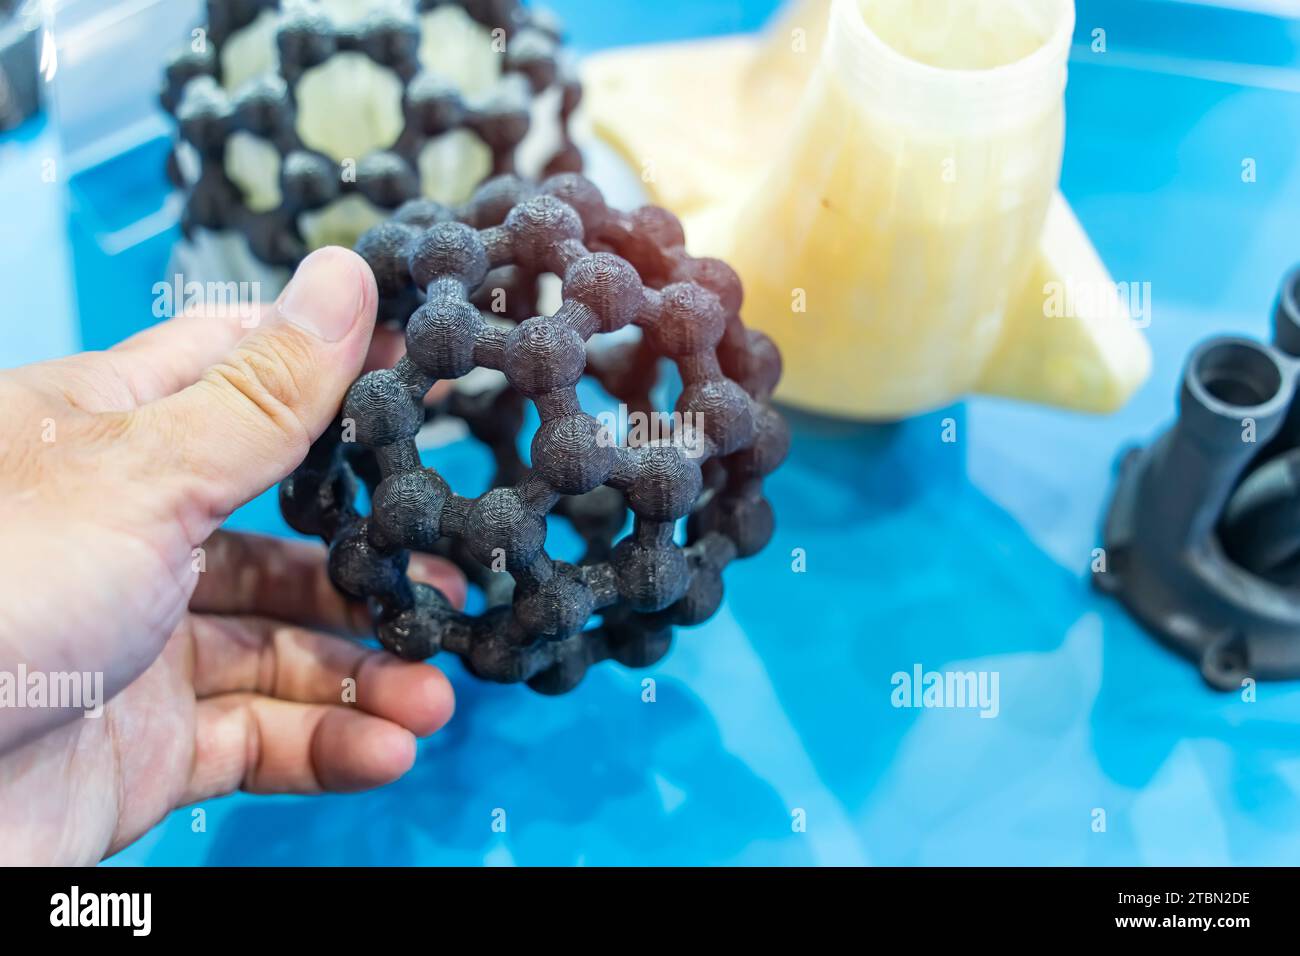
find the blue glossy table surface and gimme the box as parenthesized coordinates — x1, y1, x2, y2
(3, 0, 1300, 866)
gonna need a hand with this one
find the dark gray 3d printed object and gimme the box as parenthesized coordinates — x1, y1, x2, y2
(1096, 266, 1300, 689)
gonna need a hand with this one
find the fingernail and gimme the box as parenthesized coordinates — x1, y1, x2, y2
(277, 247, 366, 342)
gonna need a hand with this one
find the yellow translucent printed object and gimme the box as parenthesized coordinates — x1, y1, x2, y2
(584, 0, 1151, 419)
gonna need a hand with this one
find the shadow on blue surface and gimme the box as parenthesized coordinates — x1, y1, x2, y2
(206, 669, 812, 866)
(101, 369, 1300, 866)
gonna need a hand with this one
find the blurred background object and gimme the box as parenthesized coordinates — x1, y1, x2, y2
(0, 0, 41, 133)
(1185, 0, 1300, 14)
(45, 0, 200, 174)
(585, 0, 1153, 420)
(161, 0, 582, 296)
(45, 0, 201, 350)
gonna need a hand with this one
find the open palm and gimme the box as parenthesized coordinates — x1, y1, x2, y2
(0, 249, 462, 864)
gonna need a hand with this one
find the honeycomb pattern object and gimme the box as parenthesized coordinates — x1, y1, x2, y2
(279, 173, 789, 694)
(162, 0, 581, 269)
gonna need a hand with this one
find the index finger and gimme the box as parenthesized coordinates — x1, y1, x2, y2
(192, 529, 468, 637)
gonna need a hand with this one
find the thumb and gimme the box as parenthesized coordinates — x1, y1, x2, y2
(142, 246, 379, 523)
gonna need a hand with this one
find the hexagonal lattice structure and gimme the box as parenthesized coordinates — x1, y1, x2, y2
(162, 0, 581, 270)
(280, 173, 788, 694)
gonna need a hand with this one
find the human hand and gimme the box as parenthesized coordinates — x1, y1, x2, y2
(0, 247, 464, 864)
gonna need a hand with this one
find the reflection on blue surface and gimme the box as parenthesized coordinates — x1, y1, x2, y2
(111, 401, 1300, 866)
(3, 0, 1293, 865)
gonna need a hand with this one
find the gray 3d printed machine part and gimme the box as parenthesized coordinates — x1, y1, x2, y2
(1096, 266, 1300, 689)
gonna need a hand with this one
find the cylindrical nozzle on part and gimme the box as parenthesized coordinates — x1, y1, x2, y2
(1271, 265, 1300, 358)
(1146, 338, 1291, 548)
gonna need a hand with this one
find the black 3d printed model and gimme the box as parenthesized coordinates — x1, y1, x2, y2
(1096, 266, 1300, 689)
(279, 173, 788, 694)
(162, 0, 580, 269)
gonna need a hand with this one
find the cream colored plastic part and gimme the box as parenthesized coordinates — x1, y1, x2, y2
(582, 0, 1150, 419)
(220, 8, 279, 93)
(418, 5, 503, 97)
(419, 129, 495, 204)
(223, 131, 282, 213)
(976, 194, 1152, 413)
(294, 53, 406, 162)
(298, 194, 390, 252)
